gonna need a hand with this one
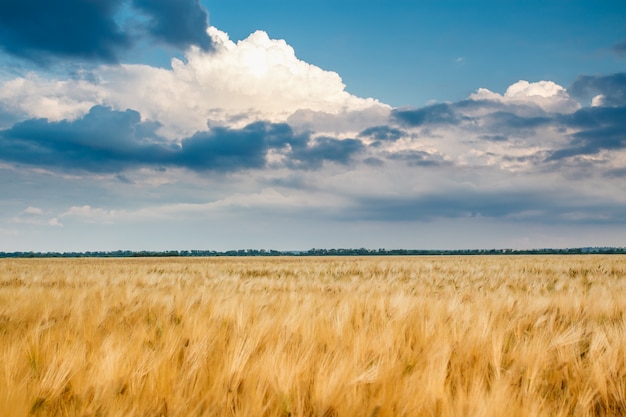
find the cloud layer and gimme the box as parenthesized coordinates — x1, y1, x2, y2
(0, 106, 365, 172)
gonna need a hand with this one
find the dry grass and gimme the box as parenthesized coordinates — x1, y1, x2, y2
(0, 255, 625, 416)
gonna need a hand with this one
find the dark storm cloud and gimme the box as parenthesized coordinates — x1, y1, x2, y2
(0, 106, 362, 173)
(0, 0, 212, 63)
(548, 106, 626, 160)
(570, 73, 626, 107)
(348, 190, 626, 224)
(358, 126, 406, 142)
(0, 0, 130, 62)
(131, 0, 213, 51)
(392, 103, 460, 127)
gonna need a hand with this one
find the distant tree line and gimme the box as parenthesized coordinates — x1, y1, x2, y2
(0, 247, 625, 258)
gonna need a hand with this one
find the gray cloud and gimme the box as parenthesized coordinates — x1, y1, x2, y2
(363, 157, 385, 167)
(548, 106, 626, 160)
(347, 190, 626, 225)
(131, 0, 213, 51)
(179, 122, 291, 171)
(0, 106, 362, 173)
(604, 167, 626, 178)
(358, 125, 406, 142)
(570, 73, 626, 107)
(0, 106, 174, 171)
(391, 100, 555, 140)
(391, 103, 460, 127)
(484, 111, 552, 136)
(478, 134, 509, 142)
(289, 137, 365, 169)
(612, 40, 626, 58)
(348, 191, 548, 222)
(0, 0, 212, 64)
(387, 150, 448, 167)
(0, 0, 130, 63)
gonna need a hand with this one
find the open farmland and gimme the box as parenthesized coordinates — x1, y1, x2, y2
(0, 256, 625, 417)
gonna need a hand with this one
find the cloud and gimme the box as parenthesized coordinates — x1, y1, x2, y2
(287, 107, 391, 137)
(59, 187, 347, 224)
(0, 0, 213, 64)
(347, 189, 626, 225)
(61, 205, 123, 223)
(177, 122, 364, 171)
(289, 137, 365, 169)
(348, 191, 548, 222)
(569, 73, 626, 107)
(0, 106, 365, 173)
(0, 0, 130, 63)
(612, 40, 626, 58)
(392, 103, 460, 127)
(358, 126, 407, 142)
(23, 206, 43, 215)
(0, 105, 175, 172)
(131, 0, 213, 51)
(604, 167, 626, 178)
(483, 111, 552, 136)
(386, 150, 449, 167)
(0, 228, 19, 237)
(548, 106, 626, 160)
(8, 206, 62, 227)
(0, 75, 103, 122)
(478, 135, 508, 142)
(469, 80, 580, 113)
(178, 122, 274, 171)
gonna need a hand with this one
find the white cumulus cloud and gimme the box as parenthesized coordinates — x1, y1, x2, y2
(470, 80, 580, 113)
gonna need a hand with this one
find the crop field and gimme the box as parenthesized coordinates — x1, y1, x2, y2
(0, 255, 625, 417)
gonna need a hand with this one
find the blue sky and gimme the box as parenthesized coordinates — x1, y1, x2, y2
(0, 0, 625, 251)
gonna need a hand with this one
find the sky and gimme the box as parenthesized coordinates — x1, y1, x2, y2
(0, 0, 625, 252)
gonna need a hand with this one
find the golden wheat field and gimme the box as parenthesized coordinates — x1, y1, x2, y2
(0, 255, 625, 417)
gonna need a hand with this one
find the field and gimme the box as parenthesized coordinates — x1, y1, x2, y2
(0, 255, 625, 417)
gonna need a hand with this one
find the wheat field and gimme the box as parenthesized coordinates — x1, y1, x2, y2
(0, 255, 625, 416)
